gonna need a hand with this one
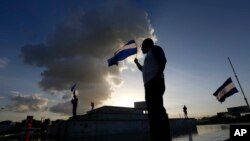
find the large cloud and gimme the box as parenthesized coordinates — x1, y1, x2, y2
(50, 101, 72, 115)
(6, 93, 48, 113)
(21, 3, 155, 115)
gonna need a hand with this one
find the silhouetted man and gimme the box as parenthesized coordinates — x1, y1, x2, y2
(71, 91, 78, 118)
(183, 105, 188, 118)
(91, 102, 94, 110)
(134, 38, 171, 141)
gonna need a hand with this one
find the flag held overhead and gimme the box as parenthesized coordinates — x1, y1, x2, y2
(213, 77, 238, 103)
(71, 83, 77, 92)
(107, 40, 137, 66)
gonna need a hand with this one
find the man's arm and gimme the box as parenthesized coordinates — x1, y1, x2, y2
(134, 58, 143, 72)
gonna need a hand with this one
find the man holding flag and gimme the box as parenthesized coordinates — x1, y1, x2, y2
(134, 38, 171, 141)
(71, 84, 78, 119)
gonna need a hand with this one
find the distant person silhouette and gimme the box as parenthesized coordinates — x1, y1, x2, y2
(71, 91, 78, 118)
(183, 105, 188, 118)
(91, 102, 94, 110)
(134, 38, 171, 141)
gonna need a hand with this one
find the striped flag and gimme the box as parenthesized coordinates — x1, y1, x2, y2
(213, 77, 238, 103)
(107, 40, 137, 66)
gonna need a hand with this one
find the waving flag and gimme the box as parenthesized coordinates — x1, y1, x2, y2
(71, 83, 77, 92)
(107, 40, 137, 66)
(213, 77, 238, 103)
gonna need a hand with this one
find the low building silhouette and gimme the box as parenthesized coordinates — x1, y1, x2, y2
(227, 106, 250, 116)
(47, 101, 197, 139)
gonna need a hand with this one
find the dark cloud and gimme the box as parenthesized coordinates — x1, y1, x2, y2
(21, 3, 155, 115)
(50, 101, 72, 115)
(62, 92, 72, 100)
(6, 94, 48, 113)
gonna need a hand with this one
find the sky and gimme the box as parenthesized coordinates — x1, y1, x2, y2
(0, 0, 250, 122)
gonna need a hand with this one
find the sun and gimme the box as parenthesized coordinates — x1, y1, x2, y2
(103, 94, 139, 108)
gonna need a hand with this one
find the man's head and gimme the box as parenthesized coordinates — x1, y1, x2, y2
(141, 38, 154, 54)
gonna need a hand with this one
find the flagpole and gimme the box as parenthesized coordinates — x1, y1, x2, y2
(135, 41, 138, 59)
(228, 57, 250, 109)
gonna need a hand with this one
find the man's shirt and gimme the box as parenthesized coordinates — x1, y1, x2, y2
(142, 45, 166, 84)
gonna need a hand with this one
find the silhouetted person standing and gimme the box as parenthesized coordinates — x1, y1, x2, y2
(91, 102, 94, 110)
(71, 91, 78, 118)
(134, 38, 171, 141)
(183, 105, 188, 119)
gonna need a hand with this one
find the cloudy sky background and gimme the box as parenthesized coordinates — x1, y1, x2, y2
(0, 0, 250, 121)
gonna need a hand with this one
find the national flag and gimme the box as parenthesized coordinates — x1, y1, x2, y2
(71, 83, 77, 92)
(213, 77, 238, 103)
(107, 40, 137, 66)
